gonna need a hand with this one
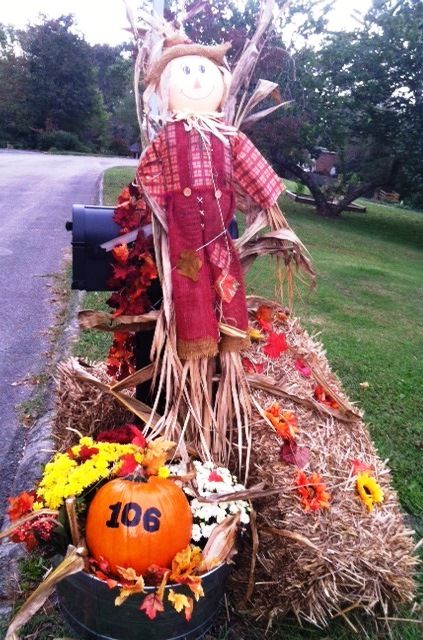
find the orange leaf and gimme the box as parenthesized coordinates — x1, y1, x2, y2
(7, 492, 35, 521)
(112, 244, 129, 265)
(256, 305, 273, 332)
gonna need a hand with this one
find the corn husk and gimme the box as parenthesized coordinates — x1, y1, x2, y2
(5, 546, 85, 640)
(201, 513, 241, 572)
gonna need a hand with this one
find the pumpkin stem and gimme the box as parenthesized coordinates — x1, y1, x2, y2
(129, 464, 148, 482)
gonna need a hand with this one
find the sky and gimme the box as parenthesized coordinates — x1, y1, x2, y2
(0, 1, 372, 46)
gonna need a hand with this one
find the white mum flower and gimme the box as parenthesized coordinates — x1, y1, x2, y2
(191, 524, 202, 542)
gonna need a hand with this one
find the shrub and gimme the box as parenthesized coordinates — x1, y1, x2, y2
(36, 130, 89, 153)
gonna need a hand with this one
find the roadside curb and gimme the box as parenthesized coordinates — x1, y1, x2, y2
(0, 167, 105, 612)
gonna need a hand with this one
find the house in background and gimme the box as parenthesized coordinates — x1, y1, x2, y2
(313, 148, 338, 176)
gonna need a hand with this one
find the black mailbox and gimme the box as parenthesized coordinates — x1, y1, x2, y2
(66, 204, 119, 291)
(66, 204, 239, 292)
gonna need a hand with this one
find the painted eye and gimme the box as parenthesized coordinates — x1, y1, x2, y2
(199, 64, 206, 74)
(182, 65, 191, 75)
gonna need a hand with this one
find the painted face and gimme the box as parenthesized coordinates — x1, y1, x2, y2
(167, 55, 225, 113)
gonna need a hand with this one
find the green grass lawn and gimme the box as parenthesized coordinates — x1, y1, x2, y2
(72, 167, 423, 639)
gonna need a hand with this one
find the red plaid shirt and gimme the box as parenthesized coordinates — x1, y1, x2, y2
(136, 122, 284, 210)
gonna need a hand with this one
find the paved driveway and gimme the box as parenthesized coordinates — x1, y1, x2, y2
(0, 150, 137, 523)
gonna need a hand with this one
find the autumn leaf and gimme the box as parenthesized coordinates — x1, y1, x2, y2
(280, 442, 310, 469)
(314, 384, 339, 410)
(116, 453, 139, 477)
(208, 470, 224, 482)
(140, 593, 165, 620)
(112, 244, 129, 265)
(295, 358, 312, 378)
(77, 445, 99, 461)
(115, 566, 145, 606)
(241, 357, 264, 374)
(176, 250, 202, 281)
(7, 491, 35, 521)
(170, 545, 203, 584)
(351, 459, 374, 475)
(187, 576, 204, 601)
(263, 332, 288, 358)
(91, 568, 118, 590)
(168, 590, 194, 621)
(144, 564, 170, 587)
(256, 305, 273, 332)
(143, 438, 176, 476)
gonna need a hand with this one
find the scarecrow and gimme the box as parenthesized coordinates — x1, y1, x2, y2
(105, 21, 314, 474)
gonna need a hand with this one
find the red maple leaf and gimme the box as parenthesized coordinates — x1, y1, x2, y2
(140, 593, 165, 620)
(208, 470, 224, 482)
(295, 358, 312, 378)
(263, 332, 288, 358)
(117, 454, 139, 477)
(241, 357, 264, 374)
(78, 445, 99, 461)
(280, 442, 310, 469)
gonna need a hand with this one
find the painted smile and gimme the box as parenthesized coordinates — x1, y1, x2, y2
(181, 84, 215, 101)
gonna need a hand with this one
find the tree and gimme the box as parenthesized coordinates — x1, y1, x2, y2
(0, 24, 30, 147)
(20, 15, 108, 150)
(270, 0, 423, 213)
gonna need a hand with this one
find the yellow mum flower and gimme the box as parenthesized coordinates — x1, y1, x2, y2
(32, 501, 44, 512)
(356, 472, 384, 511)
(158, 466, 170, 479)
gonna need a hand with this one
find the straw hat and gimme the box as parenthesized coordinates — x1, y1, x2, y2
(145, 35, 231, 87)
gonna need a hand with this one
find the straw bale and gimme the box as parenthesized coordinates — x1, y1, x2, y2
(229, 306, 417, 626)
(53, 359, 134, 450)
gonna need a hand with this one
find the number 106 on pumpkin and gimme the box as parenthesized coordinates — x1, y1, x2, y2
(106, 501, 161, 531)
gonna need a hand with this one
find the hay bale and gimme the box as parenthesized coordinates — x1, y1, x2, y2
(230, 310, 417, 626)
(53, 359, 134, 450)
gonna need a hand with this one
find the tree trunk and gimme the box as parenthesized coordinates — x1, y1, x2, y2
(274, 155, 377, 217)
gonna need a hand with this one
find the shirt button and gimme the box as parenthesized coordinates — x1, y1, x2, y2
(215, 189, 222, 199)
(183, 187, 192, 197)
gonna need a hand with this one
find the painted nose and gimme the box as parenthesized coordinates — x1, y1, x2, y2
(193, 78, 202, 90)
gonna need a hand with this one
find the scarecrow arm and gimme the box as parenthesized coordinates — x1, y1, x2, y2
(135, 133, 166, 210)
(231, 130, 285, 218)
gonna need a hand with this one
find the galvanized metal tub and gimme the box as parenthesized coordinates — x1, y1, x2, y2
(56, 563, 230, 640)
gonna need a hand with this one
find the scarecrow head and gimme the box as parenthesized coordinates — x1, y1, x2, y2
(145, 36, 232, 116)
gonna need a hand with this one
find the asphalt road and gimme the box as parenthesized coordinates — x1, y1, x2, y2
(0, 150, 137, 524)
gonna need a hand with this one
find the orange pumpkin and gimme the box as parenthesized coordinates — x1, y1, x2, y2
(85, 476, 192, 575)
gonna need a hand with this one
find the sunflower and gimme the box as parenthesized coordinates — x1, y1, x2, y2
(296, 471, 330, 512)
(356, 472, 384, 511)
